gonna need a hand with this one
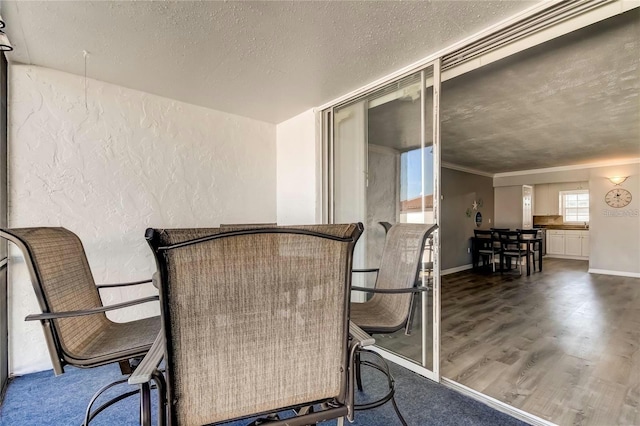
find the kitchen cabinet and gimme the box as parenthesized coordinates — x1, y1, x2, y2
(534, 184, 551, 215)
(547, 230, 565, 255)
(546, 229, 589, 258)
(564, 232, 582, 256)
(581, 233, 590, 257)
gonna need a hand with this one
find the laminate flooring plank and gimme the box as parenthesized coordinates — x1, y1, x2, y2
(379, 258, 640, 425)
(617, 382, 639, 426)
(519, 354, 593, 421)
(569, 377, 627, 426)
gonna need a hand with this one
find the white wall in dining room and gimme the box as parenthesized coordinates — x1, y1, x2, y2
(8, 65, 277, 375)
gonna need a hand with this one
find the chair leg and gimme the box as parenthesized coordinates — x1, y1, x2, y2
(152, 370, 167, 426)
(355, 351, 363, 392)
(354, 349, 408, 426)
(404, 293, 418, 335)
(337, 417, 345, 426)
(83, 378, 139, 425)
(140, 382, 151, 426)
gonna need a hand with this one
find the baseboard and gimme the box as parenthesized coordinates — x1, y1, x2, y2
(588, 268, 640, 278)
(545, 254, 587, 260)
(441, 264, 473, 276)
(441, 378, 556, 426)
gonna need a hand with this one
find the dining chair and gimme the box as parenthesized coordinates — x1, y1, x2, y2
(137, 224, 363, 426)
(473, 229, 501, 272)
(0, 227, 161, 425)
(517, 229, 541, 272)
(498, 230, 535, 275)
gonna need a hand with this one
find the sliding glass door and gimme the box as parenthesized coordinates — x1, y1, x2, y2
(0, 52, 8, 394)
(326, 60, 441, 380)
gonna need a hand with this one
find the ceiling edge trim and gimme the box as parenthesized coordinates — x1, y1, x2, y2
(441, 162, 494, 178)
(494, 158, 640, 178)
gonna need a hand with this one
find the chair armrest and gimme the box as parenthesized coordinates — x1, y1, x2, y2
(352, 268, 379, 274)
(351, 285, 429, 294)
(349, 322, 375, 347)
(96, 279, 153, 289)
(129, 332, 165, 385)
(25, 295, 159, 321)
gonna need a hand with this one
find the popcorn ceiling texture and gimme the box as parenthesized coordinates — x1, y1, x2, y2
(8, 65, 277, 374)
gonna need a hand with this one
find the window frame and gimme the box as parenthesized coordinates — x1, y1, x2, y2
(559, 189, 589, 224)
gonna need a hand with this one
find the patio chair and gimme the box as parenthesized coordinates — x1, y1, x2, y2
(135, 223, 363, 425)
(355, 223, 437, 335)
(350, 223, 437, 424)
(0, 227, 161, 425)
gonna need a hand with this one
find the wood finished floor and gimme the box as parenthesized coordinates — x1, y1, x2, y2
(377, 258, 640, 426)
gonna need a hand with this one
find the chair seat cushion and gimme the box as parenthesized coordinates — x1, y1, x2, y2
(66, 315, 161, 364)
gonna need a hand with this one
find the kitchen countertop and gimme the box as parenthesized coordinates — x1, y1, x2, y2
(535, 225, 589, 230)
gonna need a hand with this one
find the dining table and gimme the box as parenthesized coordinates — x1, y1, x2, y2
(471, 232, 543, 276)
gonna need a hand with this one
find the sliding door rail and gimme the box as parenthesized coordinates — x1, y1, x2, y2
(442, 0, 615, 70)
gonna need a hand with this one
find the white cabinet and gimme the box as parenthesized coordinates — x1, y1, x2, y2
(564, 232, 582, 256)
(581, 233, 590, 257)
(546, 229, 589, 258)
(547, 230, 565, 255)
(534, 184, 550, 215)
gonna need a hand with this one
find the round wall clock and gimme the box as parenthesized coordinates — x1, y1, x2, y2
(604, 188, 632, 208)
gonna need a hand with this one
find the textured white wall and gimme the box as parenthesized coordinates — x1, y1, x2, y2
(8, 65, 276, 374)
(275, 109, 319, 225)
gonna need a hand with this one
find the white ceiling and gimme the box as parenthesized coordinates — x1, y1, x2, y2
(0, 0, 538, 124)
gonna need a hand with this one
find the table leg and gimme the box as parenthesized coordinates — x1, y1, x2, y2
(538, 242, 543, 271)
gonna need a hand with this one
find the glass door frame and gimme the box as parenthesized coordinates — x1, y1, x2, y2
(323, 58, 441, 382)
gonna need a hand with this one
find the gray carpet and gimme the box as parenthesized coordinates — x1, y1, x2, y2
(0, 356, 529, 426)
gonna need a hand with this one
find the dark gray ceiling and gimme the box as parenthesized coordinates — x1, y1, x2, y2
(368, 10, 640, 174)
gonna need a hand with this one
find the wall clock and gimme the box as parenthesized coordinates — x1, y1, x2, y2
(604, 188, 632, 208)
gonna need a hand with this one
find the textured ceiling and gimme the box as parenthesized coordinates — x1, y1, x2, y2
(0, 0, 538, 124)
(368, 10, 640, 174)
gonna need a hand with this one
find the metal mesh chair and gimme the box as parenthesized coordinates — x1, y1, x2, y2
(0, 227, 161, 424)
(350, 223, 437, 425)
(351, 223, 437, 335)
(138, 224, 363, 425)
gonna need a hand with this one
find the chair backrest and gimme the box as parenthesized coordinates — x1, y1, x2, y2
(499, 230, 522, 251)
(147, 224, 362, 425)
(368, 223, 437, 331)
(474, 229, 493, 239)
(518, 229, 539, 239)
(0, 227, 107, 373)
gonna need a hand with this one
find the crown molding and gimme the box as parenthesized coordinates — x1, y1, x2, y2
(494, 158, 640, 179)
(441, 162, 494, 178)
